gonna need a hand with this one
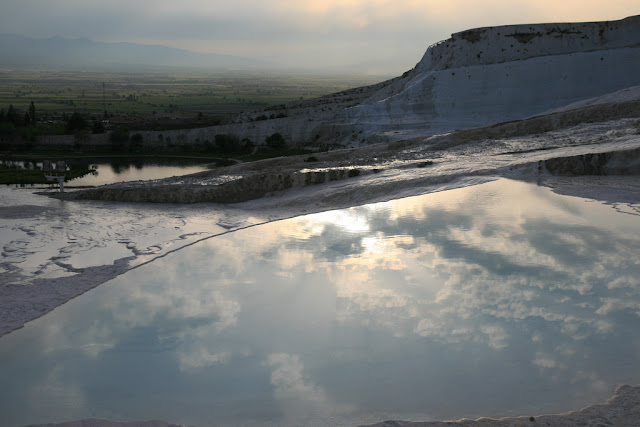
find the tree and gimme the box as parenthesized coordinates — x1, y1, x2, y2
(6, 104, 22, 127)
(109, 126, 130, 152)
(0, 121, 16, 138)
(92, 119, 105, 134)
(66, 112, 87, 134)
(28, 101, 36, 125)
(73, 130, 89, 151)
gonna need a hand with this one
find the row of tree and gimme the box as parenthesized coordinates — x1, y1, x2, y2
(1, 102, 290, 152)
(0, 102, 39, 141)
(0, 102, 37, 128)
(0, 102, 108, 138)
(211, 132, 285, 153)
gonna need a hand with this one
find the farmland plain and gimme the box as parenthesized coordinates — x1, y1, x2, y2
(0, 68, 387, 118)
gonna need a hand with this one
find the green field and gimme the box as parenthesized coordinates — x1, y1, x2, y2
(0, 68, 386, 118)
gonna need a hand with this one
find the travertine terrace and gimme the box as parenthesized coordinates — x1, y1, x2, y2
(135, 15, 640, 149)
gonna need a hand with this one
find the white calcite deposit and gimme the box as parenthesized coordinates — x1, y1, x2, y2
(331, 15, 640, 146)
(57, 15, 639, 151)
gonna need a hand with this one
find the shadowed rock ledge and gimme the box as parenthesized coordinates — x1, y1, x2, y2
(50, 167, 368, 204)
(541, 147, 640, 176)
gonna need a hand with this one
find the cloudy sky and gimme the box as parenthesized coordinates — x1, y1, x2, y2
(2, 1, 638, 74)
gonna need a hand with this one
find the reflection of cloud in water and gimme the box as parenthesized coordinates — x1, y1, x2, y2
(29, 365, 87, 414)
(266, 353, 327, 406)
(309, 209, 372, 233)
(178, 349, 231, 372)
(203, 179, 640, 366)
(3, 178, 639, 425)
(77, 178, 640, 378)
(533, 352, 563, 370)
(300, 180, 640, 341)
(265, 353, 355, 421)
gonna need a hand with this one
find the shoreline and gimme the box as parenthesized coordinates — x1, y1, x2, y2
(363, 385, 640, 427)
(21, 385, 640, 427)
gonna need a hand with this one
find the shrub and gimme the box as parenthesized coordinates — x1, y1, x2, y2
(92, 119, 105, 134)
(130, 133, 144, 152)
(241, 138, 254, 151)
(266, 132, 286, 148)
(109, 126, 130, 152)
(66, 112, 87, 134)
(215, 134, 241, 152)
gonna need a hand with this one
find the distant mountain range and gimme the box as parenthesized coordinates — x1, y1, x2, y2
(0, 34, 271, 71)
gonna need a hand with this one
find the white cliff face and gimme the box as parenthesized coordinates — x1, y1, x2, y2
(73, 16, 640, 151)
(332, 15, 640, 146)
(422, 15, 640, 71)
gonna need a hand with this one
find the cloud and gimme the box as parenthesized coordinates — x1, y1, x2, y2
(2, 1, 637, 72)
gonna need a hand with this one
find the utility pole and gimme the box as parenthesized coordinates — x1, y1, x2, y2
(43, 160, 67, 192)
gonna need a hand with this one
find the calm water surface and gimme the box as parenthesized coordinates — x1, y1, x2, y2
(2, 158, 211, 187)
(1, 179, 639, 426)
(68, 158, 212, 186)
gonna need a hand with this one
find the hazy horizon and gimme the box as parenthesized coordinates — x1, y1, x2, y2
(3, 1, 639, 75)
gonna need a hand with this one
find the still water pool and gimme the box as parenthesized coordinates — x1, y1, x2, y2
(67, 158, 212, 186)
(1, 179, 639, 426)
(2, 158, 212, 187)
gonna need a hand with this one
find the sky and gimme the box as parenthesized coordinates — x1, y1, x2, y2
(2, 1, 639, 75)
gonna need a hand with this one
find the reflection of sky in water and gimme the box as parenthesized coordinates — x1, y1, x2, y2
(2, 159, 211, 187)
(68, 162, 210, 186)
(1, 179, 639, 426)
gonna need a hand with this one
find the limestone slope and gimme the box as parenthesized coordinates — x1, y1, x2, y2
(329, 15, 640, 146)
(93, 15, 640, 151)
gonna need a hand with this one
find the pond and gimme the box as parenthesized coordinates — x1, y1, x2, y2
(1, 157, 214, 187)
(0, 178, 639, 426)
